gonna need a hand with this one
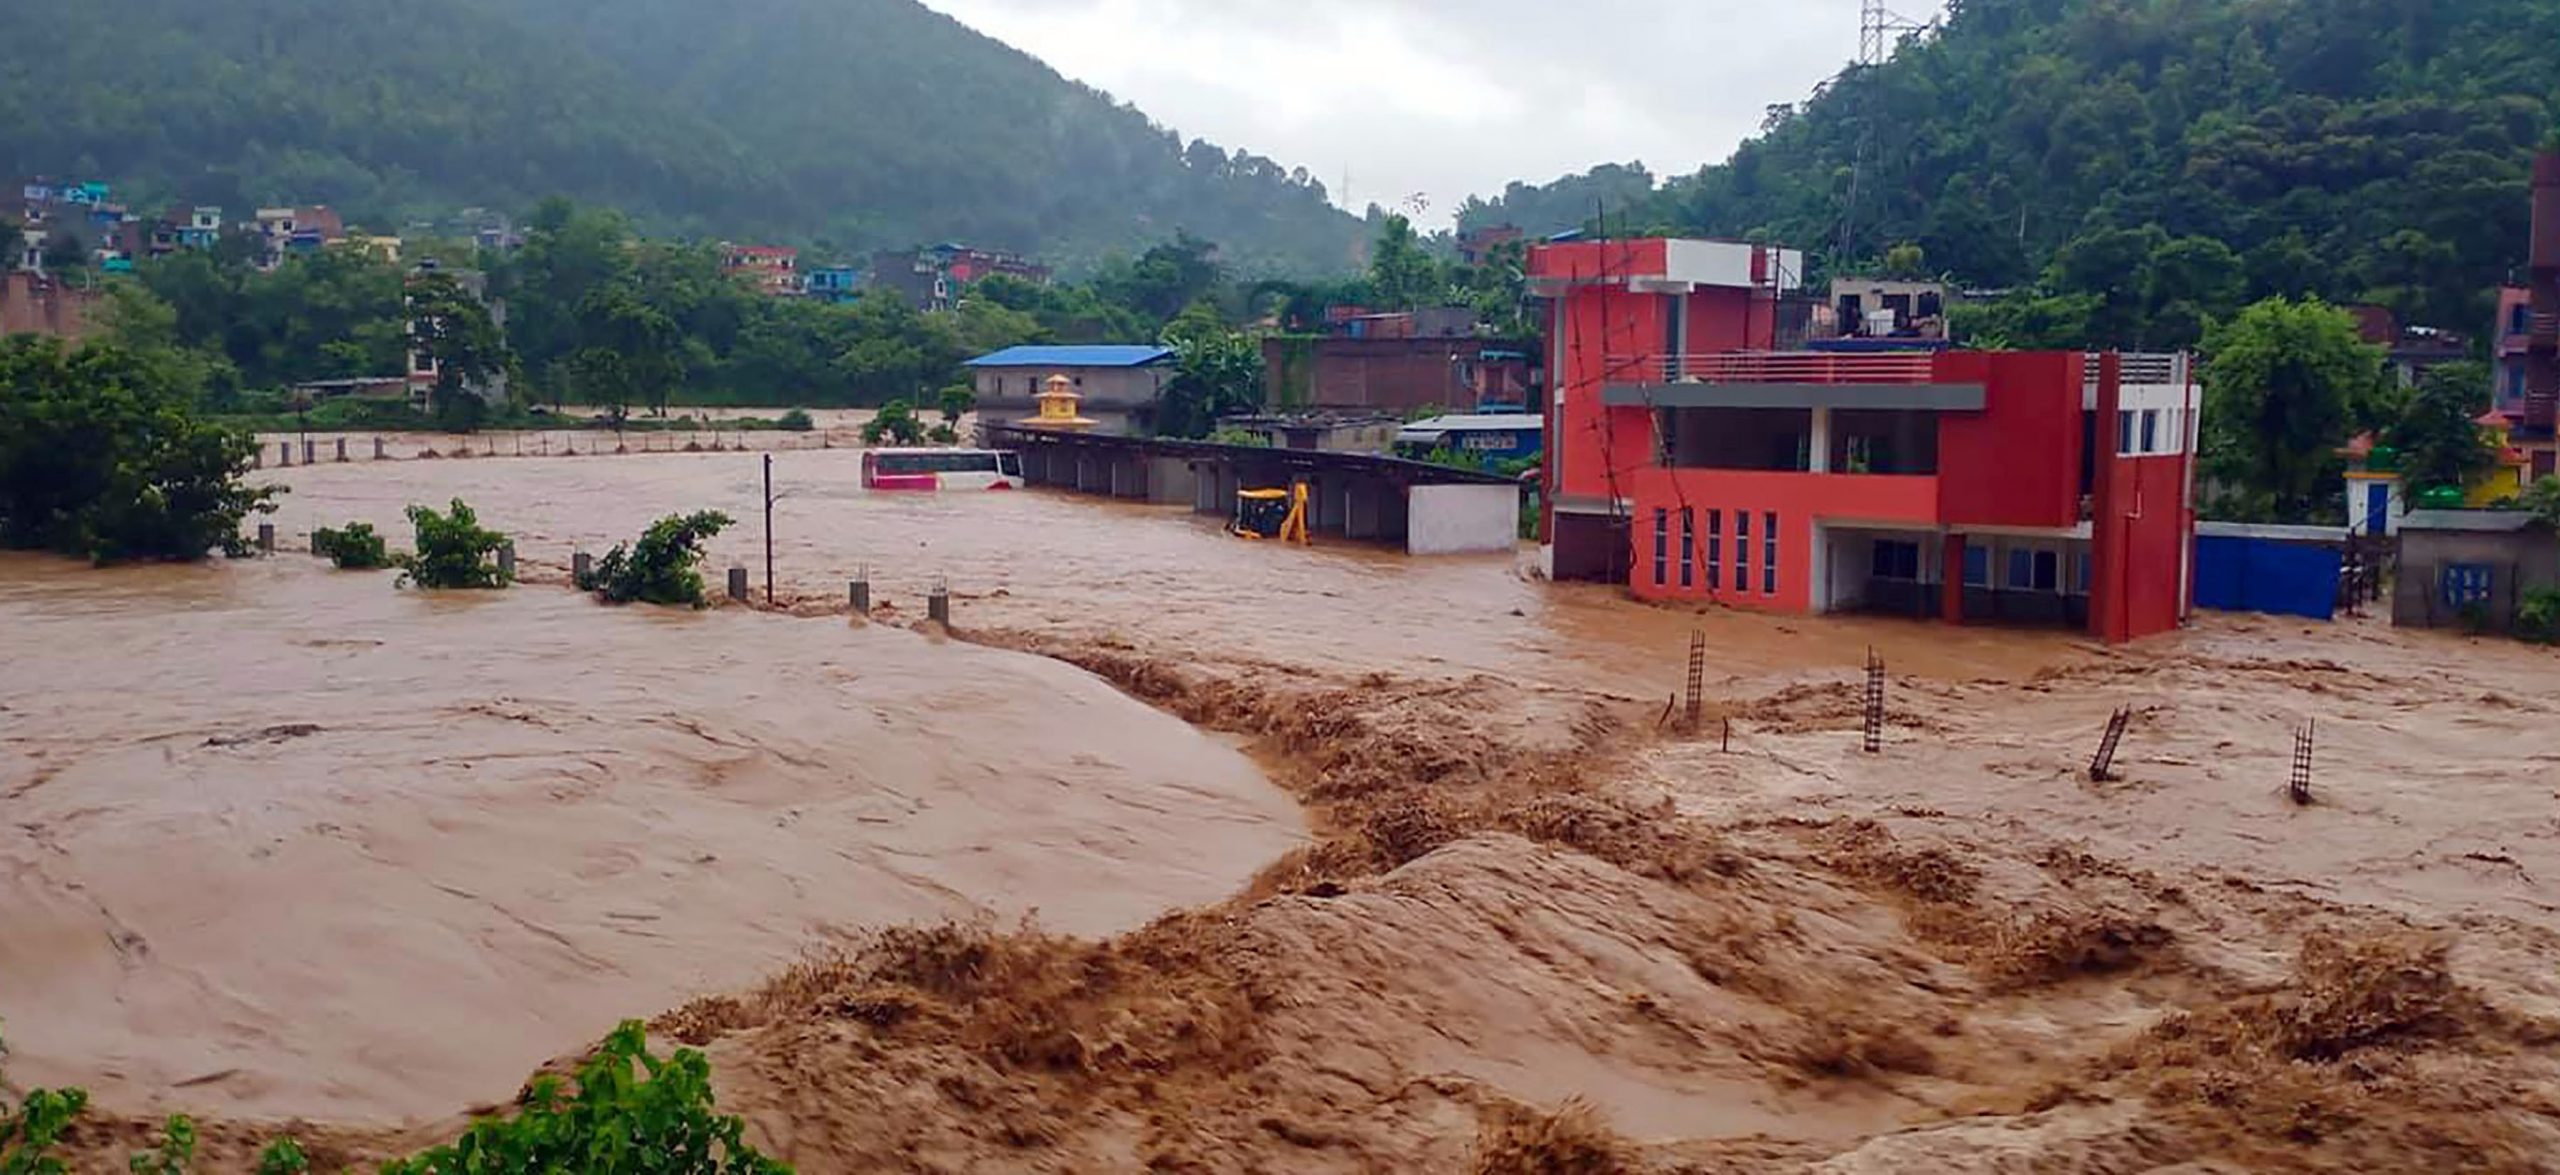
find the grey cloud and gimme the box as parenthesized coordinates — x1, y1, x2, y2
(928, 0, 1879, 224)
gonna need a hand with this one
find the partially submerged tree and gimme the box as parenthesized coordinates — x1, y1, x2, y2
(576, 511, 734, 607)
(0, 337, 277, 563)
(396, 498, 511, 589)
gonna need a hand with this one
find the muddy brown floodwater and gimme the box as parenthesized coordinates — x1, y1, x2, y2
(0, 553, 1302, 1121)
(246, 445, 2083, 687)
(15, 443, 2560, 1172)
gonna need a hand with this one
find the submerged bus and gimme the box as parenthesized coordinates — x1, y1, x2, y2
(861, 448, 1022, 491)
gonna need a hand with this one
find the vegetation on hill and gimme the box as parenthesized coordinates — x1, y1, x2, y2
(1460, 0, 2558, 348)
(0, 0, 1361, 273)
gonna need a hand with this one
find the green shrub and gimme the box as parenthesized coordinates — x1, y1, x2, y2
(775, 408, 814, 432)
(254, 1138, 308, 1175)
(1, 1085, 86, 1175)
(2517, 587, 2560, 644)
(311, 521, 390, 570)
(396, 498, 511, 590)
(936, 385, 975, 423)
(925, 423, 959, 445)
(379, 1021, 786, 1175)
(578, 511, 735, 607)
(126, 1114, 195, 1175)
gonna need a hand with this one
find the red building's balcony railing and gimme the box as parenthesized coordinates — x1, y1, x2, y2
(1612, 351, 1940, 385)
(2532, 312, 2560, 350)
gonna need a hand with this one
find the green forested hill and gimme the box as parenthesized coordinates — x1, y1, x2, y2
(0, 0, 1362, 273)
(1461, 0, 2560, 346)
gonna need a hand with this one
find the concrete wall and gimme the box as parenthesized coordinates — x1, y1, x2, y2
(2392, 529, 2560, 631)
(1406, 484, 1520, 555)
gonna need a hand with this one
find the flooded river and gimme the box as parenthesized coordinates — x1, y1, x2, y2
(0, 553, 1303, 1121)
(247, 444, 2086, 690)
(2, 443, 2082, 1129)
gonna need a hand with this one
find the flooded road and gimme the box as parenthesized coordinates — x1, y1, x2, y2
(0, 553, 1303, 1121)
(248, 445, 2087, 691)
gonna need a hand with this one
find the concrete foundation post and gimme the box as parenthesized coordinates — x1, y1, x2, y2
(374, 436, 387, 459)
(278, 441, 292, 467)
(256, 523, 275, 553)
(496, 542, 517, 581)
(572, 552, 593, 584)
(727, 567, 749, 601)
(335, 437, 348, 462)
(850, 577, 871, 614)
(927, 584, 951, 625)
(303, 438, 316, 465)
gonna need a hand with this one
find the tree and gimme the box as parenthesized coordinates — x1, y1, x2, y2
(2200, 297, 2391, 522)
(0, 337, 278, 563)
(937, 385, 975, 423)
(575, 283, 683, 416)
(1156, 301, 1264, 438)
(861, 400, 925, 446)
(1881, 242, 1928, 279)
(396, 498, 511, 589)
(406, 273, 510, 429)
(2388, 360, 2496, 496)
(577, 511, 735, 607)
(1367, 214, 1442, 311)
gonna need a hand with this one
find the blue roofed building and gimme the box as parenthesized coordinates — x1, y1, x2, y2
(965, 344, 1174, 436)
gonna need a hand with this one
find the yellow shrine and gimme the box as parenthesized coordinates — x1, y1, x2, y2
(1022, 373, 1099, 431)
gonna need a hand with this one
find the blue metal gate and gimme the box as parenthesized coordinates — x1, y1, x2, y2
(2193, 535, 2340, 621)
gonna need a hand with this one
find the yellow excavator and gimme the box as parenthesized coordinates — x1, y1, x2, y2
(1229, 483, 1310, 544)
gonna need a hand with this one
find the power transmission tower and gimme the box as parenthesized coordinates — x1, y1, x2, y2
(1839, 0, 1933, 262)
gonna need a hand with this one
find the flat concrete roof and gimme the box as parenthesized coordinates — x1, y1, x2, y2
(2400, 509, 2543, 533)
(2195, 521, 2347, 543)
(1603, 382, 1985, 411)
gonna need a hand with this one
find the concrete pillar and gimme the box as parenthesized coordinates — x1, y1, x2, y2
(1110, 458, 1132, 499)
(1808, 406, 1832, 473)
(1316, 476, 1348, 533)
(927, 584, 951, 625)
(256, 523, 275, 553)
(573, 552, 593, 583)
(1345, 483, 1382, 540)
(335, 437, 348, 462)
(303, 438, 317, 465)
(727, 567, 749, 601)
(496, 542, 517, 581)
(1941, 533, 1966, 624)
(375, 436, 387, 459)
(2090, 353, 2126, 643)
(1192, 462, 1218, 514)
(850, 577, 871, 614)
(278, 441, 292, 467)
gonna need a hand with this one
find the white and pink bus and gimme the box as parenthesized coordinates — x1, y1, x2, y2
(861, 448, 1023, 491)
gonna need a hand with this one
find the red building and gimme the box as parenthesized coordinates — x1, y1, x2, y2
(721, 245, 802, 296)
(1531, 237, 2197, 643)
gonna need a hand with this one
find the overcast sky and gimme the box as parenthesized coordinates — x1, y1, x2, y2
(924, 0, 1923, 227)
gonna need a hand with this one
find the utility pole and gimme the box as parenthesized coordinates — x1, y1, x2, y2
(763, 453, 776, 604)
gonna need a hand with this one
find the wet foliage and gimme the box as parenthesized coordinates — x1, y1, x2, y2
(578, 511, 735, 607)
(379, 1021, 786, 1175)
(396, 498, 511, 590)
(311, 520, 390, 570)
(0, 338, 276, 565)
